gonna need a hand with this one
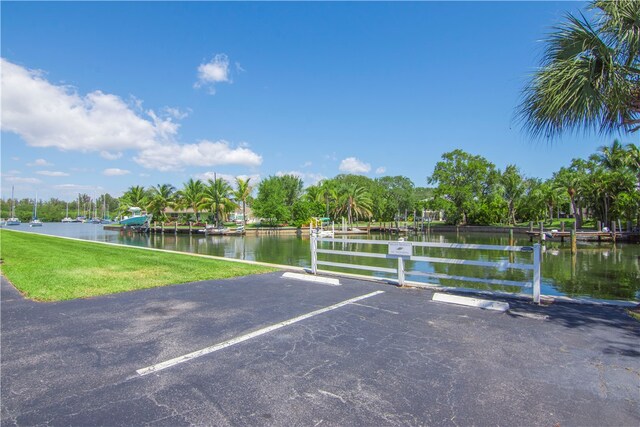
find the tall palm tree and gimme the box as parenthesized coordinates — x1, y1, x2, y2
(517, 1, 640, 138)
(204, 177, 234, 226)
(553, 166, 586, 227)
(147, 184, 176, 221)
(233, 177, 253, 228)
(176, 179, 206, 221)
(317, 180, 338, 218)
(500, 165, 525, 225)
(334, 183, 373, 227)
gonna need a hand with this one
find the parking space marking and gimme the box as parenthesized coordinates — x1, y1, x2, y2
(136, 290, 385, 376)
(350, 302, 399, 315)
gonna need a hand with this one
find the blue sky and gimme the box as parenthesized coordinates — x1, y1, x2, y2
(2, 1, 638, 201)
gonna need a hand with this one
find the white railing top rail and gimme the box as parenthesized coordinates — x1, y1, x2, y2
(317, 237, 531, 252)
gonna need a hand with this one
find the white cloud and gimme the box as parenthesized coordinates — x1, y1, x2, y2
(375, 166, 386, 174)
(339, 157, 371, 174)
(53, 183, 103, 193)
(301, 161, 312, 168)
(195, 172, 233, 184)
(36, 170, 69, 177)
(1, 58, 172, 153)
(27, 158, 52, 167)
(100, 151, 123, 160)
(276, 170, 326, 187)
(135, 139, 262, 172)
(103, 168, 131, 176)
(163, 107, 190, 120)
(195, 54, 232, 94)
(3, 176, 42, 184)
(1, 59, 264, 172)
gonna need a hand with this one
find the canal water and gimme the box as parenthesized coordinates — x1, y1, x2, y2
(7, 223, 640, 302)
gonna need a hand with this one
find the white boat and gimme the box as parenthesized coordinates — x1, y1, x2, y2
(29, 193, 44, 227)
(61, 202, 74, 222)
(119, 207, 153, 227)
(6, 186, 21, 225)
(203, 225, 246, 236)
(310, 217, 334, 237)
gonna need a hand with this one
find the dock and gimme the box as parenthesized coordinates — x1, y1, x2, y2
(526, 230, 639, 243)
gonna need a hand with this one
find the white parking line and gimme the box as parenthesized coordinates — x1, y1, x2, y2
(136, 290, 385, 376)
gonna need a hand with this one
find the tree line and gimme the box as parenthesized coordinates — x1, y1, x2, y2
(3, 141, 636, 227)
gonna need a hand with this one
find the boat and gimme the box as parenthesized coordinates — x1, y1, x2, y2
(29, 193, 43, 227)
(100, 196, 112, 224)
(205, 226, 230, 235)
(203, 225, 246, 236)
(88, 195, 101, 223)
(310, 217, 334, 237)
(119, 207, 153, 227)
(61, 202, 74, 223)
(6, 186, 21, 225)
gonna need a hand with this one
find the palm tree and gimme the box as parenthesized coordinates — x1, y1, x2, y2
(593, 139, 628, 170)
(517, 1, 640, 138)
(500, 165, 525, 225)
(204, 177, 234, 227)
(317, 180, 338, 218)
(334, 183, 373, 227)
(233, 177, 253, 228)
(176, 179, 206, 222)
(119, 186, 148, 216)
(147, 184, 176, 222)
(553, 165, 586, 228)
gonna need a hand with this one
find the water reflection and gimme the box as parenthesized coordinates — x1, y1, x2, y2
(8, 223, 639, 301)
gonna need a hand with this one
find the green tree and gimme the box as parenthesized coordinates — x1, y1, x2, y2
(500, 165, 525, 225)
(176, 179, 206, 221)
(120, 186, 149, 217)
(553, 162, 588, 227)
(233, 177, 254, 227)
(252, 176, 294, 226)
(334, 183, 373, 227)
(517, 1, 640, 138)
(428, 150, 499, 225)
(375, 176, 416, 223)
(147, 184, 176, 222)
(204, 177, 235, 226)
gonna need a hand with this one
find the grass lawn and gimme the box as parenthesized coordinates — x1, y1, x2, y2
(0, 230, 276, 302)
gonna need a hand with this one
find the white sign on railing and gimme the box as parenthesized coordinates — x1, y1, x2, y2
(388, 241, 412, 257)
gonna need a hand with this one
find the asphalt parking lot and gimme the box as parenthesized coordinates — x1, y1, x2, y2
(1, 271, 639, 426)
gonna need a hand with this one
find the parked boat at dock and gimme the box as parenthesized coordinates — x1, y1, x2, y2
(119, 207, 152, 227)
(61, 202, 74, 223)
(203, 225, 245, 236)
(29, 193, 43, 227)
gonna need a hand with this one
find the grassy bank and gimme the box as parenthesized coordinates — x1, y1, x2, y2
(0, 230, 276, 301)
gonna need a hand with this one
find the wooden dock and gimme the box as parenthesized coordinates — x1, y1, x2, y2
(526, 230, 639, 242)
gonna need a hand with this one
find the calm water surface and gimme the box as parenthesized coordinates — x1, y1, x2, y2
(9, 223, 640, 301)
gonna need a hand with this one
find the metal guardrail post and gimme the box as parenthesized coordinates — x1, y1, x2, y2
(311, 235, 318, 275)
(533, 243, 541, 304)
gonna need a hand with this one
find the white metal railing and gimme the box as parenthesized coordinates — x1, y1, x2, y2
(310, 236, 542, 303)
